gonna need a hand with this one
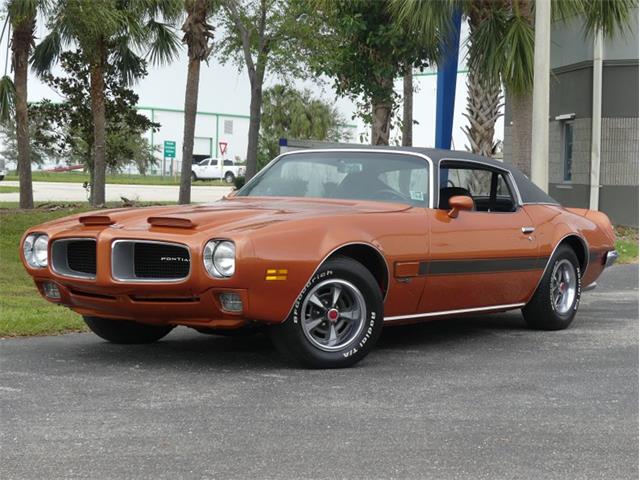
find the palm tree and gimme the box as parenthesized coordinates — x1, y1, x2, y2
(31, 0, 180, 207)
(391, 0, 635, 164)
(0, 0, 44, 209)
(179, 0, 216, 205)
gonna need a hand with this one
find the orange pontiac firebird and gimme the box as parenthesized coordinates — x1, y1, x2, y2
(20, 148, 618, 368)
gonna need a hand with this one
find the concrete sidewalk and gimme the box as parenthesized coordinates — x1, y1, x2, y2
(0, 181, 232, 203)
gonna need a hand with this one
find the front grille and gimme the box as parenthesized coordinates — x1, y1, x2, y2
(134, 243, 190, 279)
(67, 240, 97, 275)
(51, 239, 97, 279)
(112, 240, 190, 282)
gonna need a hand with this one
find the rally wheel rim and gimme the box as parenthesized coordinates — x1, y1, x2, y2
(551, 259, 577, 315)
(300, 279, 366, 352)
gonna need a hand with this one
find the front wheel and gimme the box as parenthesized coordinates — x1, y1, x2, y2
(191, 172, 197, 182)
(522, 245, 581, 330)
(270, 256, 384, 368)
(83, 316, 174, 344)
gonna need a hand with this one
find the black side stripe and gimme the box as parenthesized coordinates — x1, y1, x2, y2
(417, 256, 549, 276)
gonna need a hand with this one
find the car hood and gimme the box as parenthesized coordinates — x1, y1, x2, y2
(41, 197, 412, 236)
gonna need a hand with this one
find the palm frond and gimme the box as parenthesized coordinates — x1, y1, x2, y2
(30, 29, 62, 77)
(388, 0, 460, 53)
(0, 75, 16, 124)
(112, 41, 145, 85)
(6, 0, 39, 25)
(495, 13, 535, 95)
(579, 0, 637, 37)
(466, 6, 508, 83)
(145, 19, 181, 65)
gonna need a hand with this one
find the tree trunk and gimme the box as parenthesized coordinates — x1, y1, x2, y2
(371, 76, 394, 146)
(179, 57, 201, 204)
(12, 18, 35, 209)
(89, 60, 107, 207)
(245, 83, 263, 180)
(462, 65, 503, 157)
(402, 66, 413, 147)
(507, 89, 533, 176)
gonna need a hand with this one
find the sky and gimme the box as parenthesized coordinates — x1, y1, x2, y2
(0, 15, 503, 165)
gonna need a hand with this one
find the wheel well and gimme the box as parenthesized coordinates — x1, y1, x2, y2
(328, 244, 389, 297)
(559, 235, 588, 272)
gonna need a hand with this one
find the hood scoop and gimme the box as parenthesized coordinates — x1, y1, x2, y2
(147, 216, 197, 229)
(79, 215, 115, 226)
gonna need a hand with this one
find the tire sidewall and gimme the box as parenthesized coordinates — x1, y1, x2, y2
(282, 259, 384, 367)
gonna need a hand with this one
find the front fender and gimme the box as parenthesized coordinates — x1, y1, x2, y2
(243, 222, 379, 323)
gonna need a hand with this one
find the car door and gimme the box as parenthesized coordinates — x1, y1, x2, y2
(194, 159, 209, 177)
(207, 159, 220, 179)
(418, 160, 542, 314)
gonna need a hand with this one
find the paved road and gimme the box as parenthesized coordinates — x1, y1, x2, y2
(0, 181, 232, 203)
(1, 265, 637, 479)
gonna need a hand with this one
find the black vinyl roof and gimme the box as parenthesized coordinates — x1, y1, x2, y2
(310, 145, 559, 205)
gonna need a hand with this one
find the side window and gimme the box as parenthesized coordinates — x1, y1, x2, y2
(200, 160, 210, 166)
(563, 122, 573, 182)
(211, 159, 218, 166)
(223, 159, 233, 166)
(440, 164, 516, 212)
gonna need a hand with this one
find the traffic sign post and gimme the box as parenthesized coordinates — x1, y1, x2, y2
(219, 141, 228, 157)
(163, 140, 176, 177)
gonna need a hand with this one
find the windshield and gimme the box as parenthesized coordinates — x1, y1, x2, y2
(237, 151, 430, 207)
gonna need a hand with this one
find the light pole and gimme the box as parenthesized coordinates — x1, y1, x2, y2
(530, 0, 551, 192)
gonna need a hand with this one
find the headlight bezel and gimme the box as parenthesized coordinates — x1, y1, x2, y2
(203, 239, 236, 278)
(24, 233, 49, 268)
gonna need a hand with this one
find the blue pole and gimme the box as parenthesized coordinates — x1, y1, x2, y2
(435, 10, 462, 151)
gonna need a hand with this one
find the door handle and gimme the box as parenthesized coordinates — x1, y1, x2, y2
(521, 226, 535, 234)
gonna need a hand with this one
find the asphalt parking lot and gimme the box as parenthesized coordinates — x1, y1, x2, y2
(1, 264, 637, 480)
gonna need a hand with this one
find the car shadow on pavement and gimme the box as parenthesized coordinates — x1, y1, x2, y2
(63, 311, 529, 370)
(376, 311, 529, 350)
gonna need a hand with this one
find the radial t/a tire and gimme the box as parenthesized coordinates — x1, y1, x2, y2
(522, 245, 581, 330)
(83, 316, 174, 344)
(270, 256, 384, 368)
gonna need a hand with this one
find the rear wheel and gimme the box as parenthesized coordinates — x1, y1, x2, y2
(270, 256, 384, 368)
(224, 171, 235, 184)
(522, 245, 581, 330)
(83, 316, 174, 344)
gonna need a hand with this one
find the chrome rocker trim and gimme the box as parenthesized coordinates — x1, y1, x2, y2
(384, 302, 526, 322)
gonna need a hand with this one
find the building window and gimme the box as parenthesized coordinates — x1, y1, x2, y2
(224, 120, 233, 134)
(563, 122, 573, 182)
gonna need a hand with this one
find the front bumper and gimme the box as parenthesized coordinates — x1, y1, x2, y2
(34, 279, 251, 329)
(604, 250, 619, 268)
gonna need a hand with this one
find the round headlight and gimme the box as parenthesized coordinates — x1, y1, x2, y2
(24, 234, 48, 268)
(214, 241, 235, 276)
(34, 235, 49, 267)
(203, 240, 235, 278)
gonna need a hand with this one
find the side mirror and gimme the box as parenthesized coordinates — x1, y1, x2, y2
(448, 195, 474, 218)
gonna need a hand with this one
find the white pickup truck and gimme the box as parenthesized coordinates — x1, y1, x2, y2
(0, 159, 6, 181)
(191, 158, 245, 184)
